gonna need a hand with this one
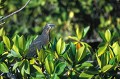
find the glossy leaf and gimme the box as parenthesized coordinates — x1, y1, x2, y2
(24, 60, 30, 74)
(76, 26, 83, 40)
(71, 42, 76, 55)
(55, 62, 66, 75)
(98, 45, 107, 57)
(37, 49, 45, 63)
(21, 64, 25, 76)
(0, 42, 4, 55)
(79, 71, 94, 79)
(45, 56, 50, 74)
(0, 76, 3, 79)
(69, 11, 74, 18)
(83, 26, 90, 38)
(0, 28, 5, 36)
(56, 38, 66, 55)
(33, 65, 43, 75)
(12, 62, 20, 71)
(81, 62, 93, 67)
(3, 35, 11, 50)
(96, 54, 101, 68)
(75, 45, 85, 62)
(112, 42, 120, 62)
(68, 36, 79, 41)
(0, 62, 9, 73)
(10, 49, 22, 58)
(101, 65, 113, 73)
(51, 73, 60, 79)
(18, 35, 24, 50)
(45, 54, 54, 74)
(98, 32, 106, 42)
(105, 30, 111, 42)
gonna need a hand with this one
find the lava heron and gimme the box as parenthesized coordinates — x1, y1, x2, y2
(26, 23, 55, 57)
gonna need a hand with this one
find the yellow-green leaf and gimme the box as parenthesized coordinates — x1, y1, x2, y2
(0, 62, 9, 73)
(60, 40, 66, 54)
(112, 42, 120, 61)
(24, 60, 30, 74)
(45, 55, 54, 74)
(19, 35, 24, 50)
(69, 11, 74, 18)
(101, 65, 113, 73)
(98, 45, 107, 57)
(33, 65, 43, 75)
(3, 36, 11, 50)
(56, 38, 62, 55)
(0, 28, 5, 36)
(75, 46, 85, 62)
(76, 27, 83, 40)
(21, 64, 25, 76)
(105, 30, 111, 42)
(56, 38, 66, 55)
(12, 45, 19, 53)
(0, 76, 3, 79)
(12, 62, 20, 71)
(96, 54, 101, 68)
(68, 36, 79, 41)
(45, 57, 50, 74)
(37, 49, 45, 63)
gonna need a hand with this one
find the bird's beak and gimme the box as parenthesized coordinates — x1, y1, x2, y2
(48, 24, 55, 28)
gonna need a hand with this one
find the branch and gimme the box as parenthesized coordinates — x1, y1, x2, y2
(0, 22, 5, 25)
(0, 0, 31, 22)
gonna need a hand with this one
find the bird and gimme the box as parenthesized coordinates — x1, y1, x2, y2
(26, 23, 55, 58)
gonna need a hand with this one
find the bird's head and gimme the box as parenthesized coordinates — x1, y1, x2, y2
(42, 23, 55, 34)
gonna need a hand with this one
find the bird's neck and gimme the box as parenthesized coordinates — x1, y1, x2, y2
(42, 30, 50, 35)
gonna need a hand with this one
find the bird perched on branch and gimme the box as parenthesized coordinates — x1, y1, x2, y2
(26, 23, 55, 57)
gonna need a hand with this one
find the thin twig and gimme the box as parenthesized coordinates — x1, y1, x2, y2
(0, 22, 5, 25)
(0, 0, 31, 22)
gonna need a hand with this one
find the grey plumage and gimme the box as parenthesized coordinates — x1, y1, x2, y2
(26, 23, 55, 57)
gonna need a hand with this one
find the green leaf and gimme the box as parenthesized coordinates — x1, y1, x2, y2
(76, 26, 83, 40)
(56, 38, 62, 55)
(12, 62, 20, 71)
(81, 62, 93, 67)
(10, 49, 22, 58)
(25, 36, 34, 50)
(105, 30, 111, 42)
(98, 31, 106, 42)
(55, 62, 66, 75)
(83, 26, 90, 38)
(0, 76, 3, 79)
(21, 64, 25, 76)
(18, 35, 24, 50)
(45, 56, 50, 74)
(33, 65, 43, 75)
(56, 38, 66, 55)
(24, 60, 30, 74)
(51, 73, 60, 79)
(71, 42, 76, 55)
(75, 45, 85, 62)
(101, 65, 113, 73)
(0, 62, 9, 73)
(37, 49, 45, 63)
(12, 35, 19, 47)
(0, 42, 4, 55)
(68, 36, 79, 41)
(96, 54, 101, 68)
(45, 54, 54, 74)
(0, 28, 5, 36)
(112, 42, 120, 62)
(79, 71, 94, 79)
(98, 45, 107, 57)
(3, 35, 11, 50)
